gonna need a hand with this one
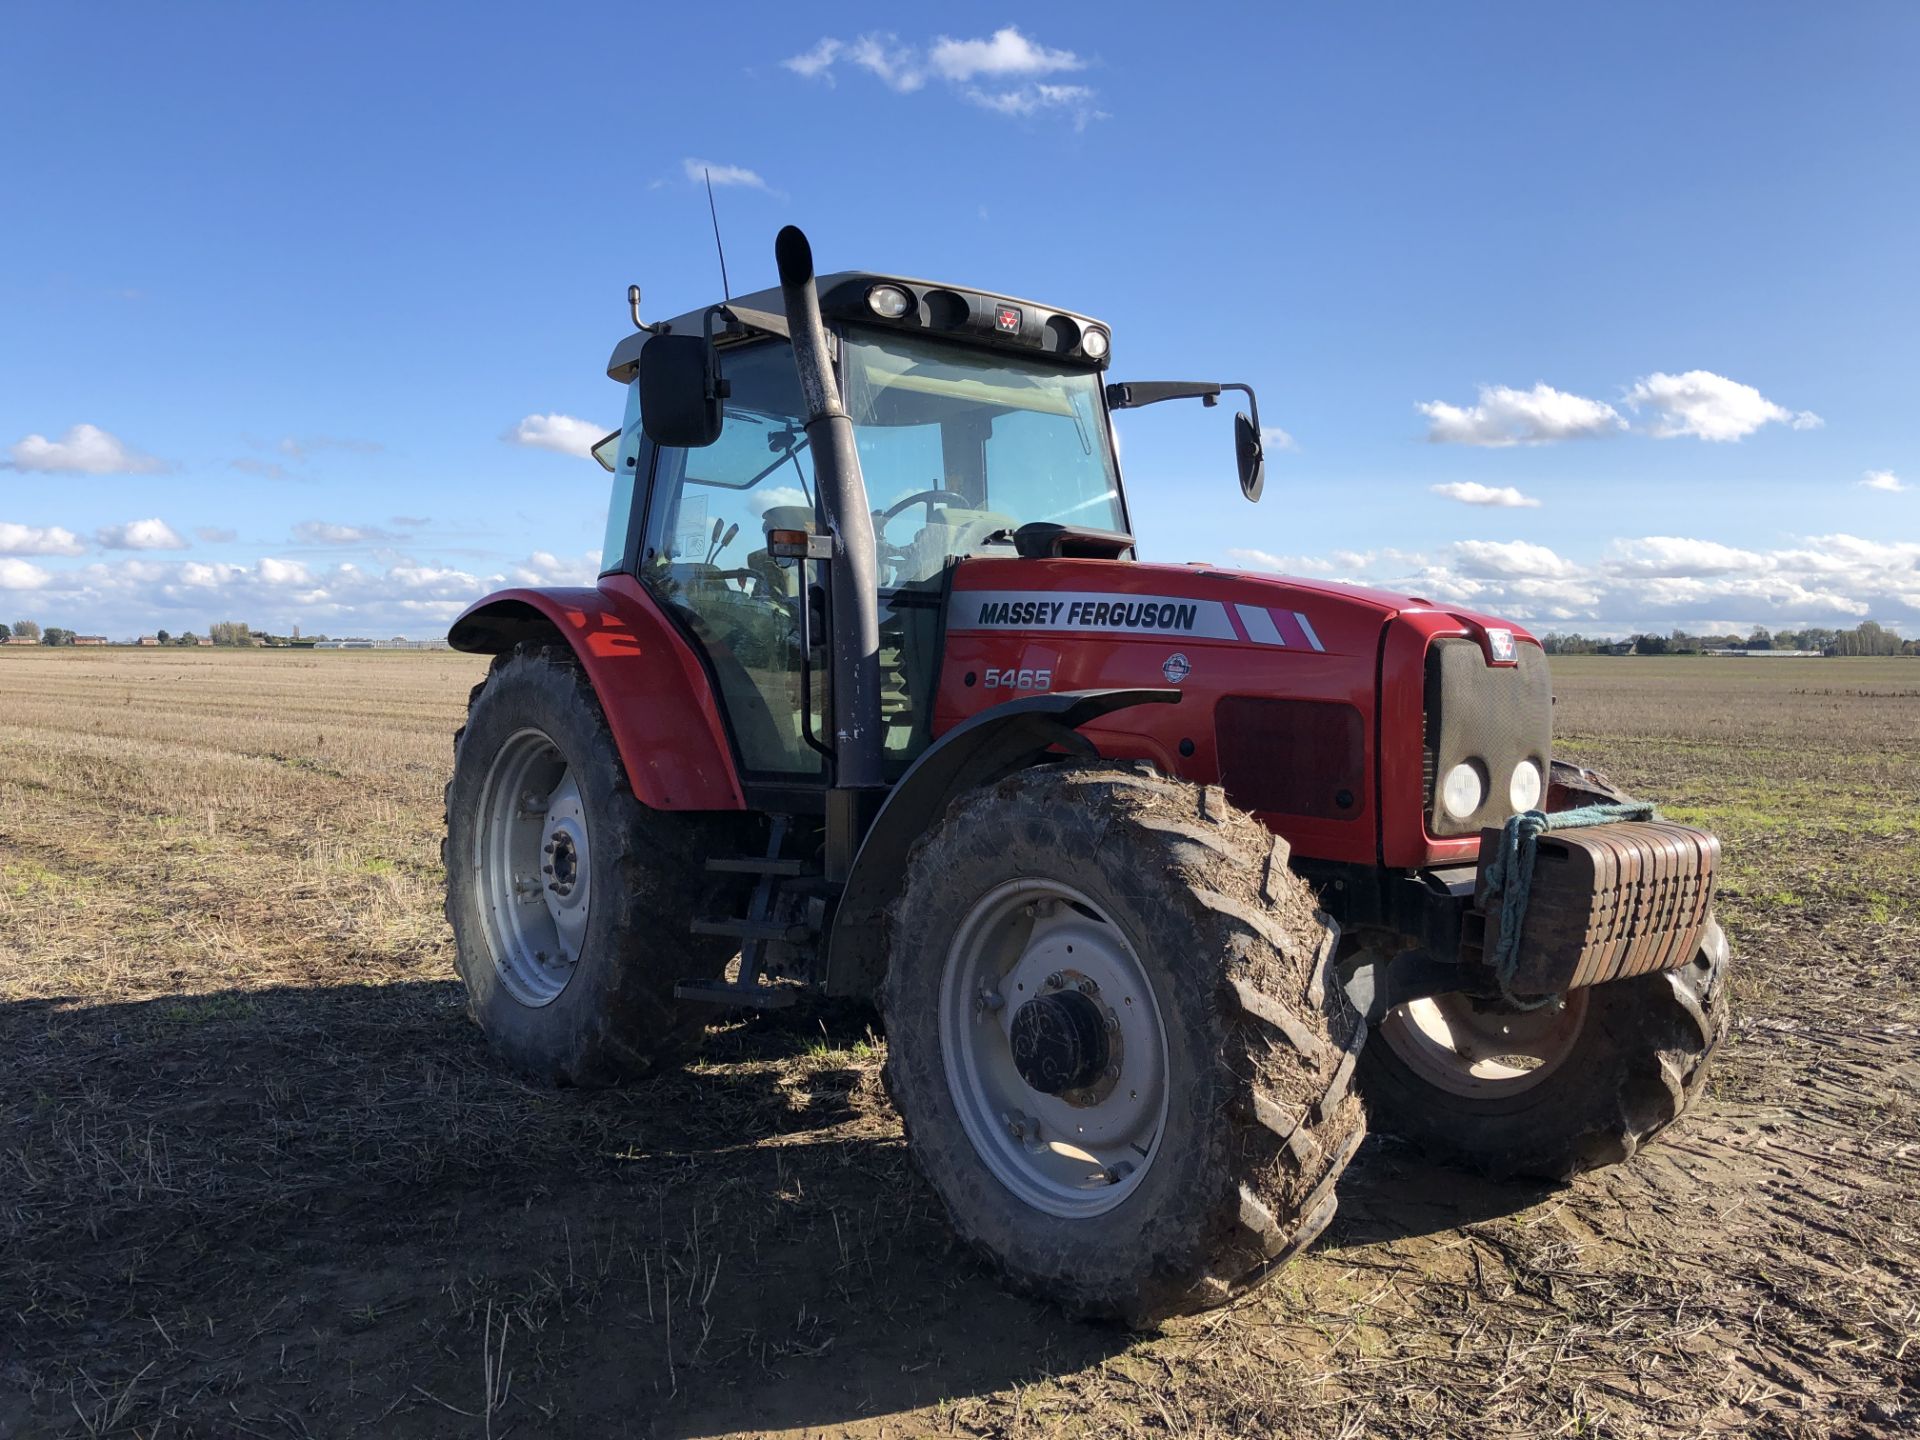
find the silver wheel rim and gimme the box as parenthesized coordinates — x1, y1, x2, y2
(938, 879, 1170, 1219)
(1379, 990, 1589, 1098)
(475, 727, 590, 1007)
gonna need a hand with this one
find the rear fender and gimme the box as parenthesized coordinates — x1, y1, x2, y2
(448, 575, 745, 811)
(824, 688, 1179, 998)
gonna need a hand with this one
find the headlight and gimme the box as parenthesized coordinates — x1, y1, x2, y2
(1441, 761, 1487, 820)
(1081, 326, 1109, 360)
(1509, 759, 1543, 813)
(867, 284, 911, 319)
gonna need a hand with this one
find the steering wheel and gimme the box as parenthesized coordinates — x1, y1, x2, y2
(877, 488, 969, 527)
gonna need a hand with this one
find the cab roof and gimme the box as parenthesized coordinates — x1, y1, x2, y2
(607, 271, 1112, 383)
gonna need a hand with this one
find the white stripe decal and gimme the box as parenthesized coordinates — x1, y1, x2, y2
(1235, 604, 1286, 646)
(948, 590, 1239, 640)
(1293, 612, 1326, 652)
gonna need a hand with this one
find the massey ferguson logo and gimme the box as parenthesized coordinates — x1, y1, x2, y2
(1162, 652, 1191, 684)
(972, 598, 1202, 632)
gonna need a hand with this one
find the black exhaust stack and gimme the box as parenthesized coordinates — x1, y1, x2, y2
(775, 225, 884, 793)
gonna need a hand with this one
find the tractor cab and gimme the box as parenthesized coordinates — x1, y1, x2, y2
(598, 266, 1255, 789)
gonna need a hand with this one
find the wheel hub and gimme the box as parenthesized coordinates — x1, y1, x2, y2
(1010, 988, 1110, 1096)
(544, 828, 579, 896)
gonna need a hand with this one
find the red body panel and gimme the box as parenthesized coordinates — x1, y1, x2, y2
(935, 557, 1540, 868)
(450, 576, 744, 811)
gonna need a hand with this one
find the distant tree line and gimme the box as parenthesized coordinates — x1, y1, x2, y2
(9, 618, 292, 646)
(1541, 620, 1915, 657)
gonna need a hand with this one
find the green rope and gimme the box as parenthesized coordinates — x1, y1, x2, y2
(1483, 801, 1657, 1009)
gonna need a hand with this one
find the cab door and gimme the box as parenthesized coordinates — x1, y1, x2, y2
(638, 342, 824, 780)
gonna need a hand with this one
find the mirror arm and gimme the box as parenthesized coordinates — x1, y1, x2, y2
(1220, 382, 1261, 439)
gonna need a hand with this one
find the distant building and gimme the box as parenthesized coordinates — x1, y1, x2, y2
(312, 637, 450, 650)
(195, 636, 214, 646)
(137, 635, 160, 646)
(72, 635, 109, 646)
(1704, 648, 1826, 658)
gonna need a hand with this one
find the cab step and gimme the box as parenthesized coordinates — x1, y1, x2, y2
(674, 977, 798, 1009)
(689, 916, 814, 944)
(705, 855, 808, 876)
(677, 815, 813, 1009)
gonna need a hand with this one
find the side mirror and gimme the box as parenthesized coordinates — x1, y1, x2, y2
(1234, 412, 1265, 502)
(639, 334, 725, 447)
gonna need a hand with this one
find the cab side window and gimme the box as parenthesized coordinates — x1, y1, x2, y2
(641, 343, 820, 776)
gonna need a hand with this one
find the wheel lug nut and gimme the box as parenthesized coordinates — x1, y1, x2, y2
(1045, 972, 1064, 990)
(1076, 979, 1097, 995)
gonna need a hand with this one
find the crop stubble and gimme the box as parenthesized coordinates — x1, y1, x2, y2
(0, 648, 1914, 1437)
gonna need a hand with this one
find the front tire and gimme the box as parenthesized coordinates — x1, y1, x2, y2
(443, 642, 743, 1086)
(1356, 917, 1732, 1179)
(881, 764, 1366, 1326)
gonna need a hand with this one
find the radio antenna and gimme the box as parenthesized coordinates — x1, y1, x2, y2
(703, 168, 731, 301)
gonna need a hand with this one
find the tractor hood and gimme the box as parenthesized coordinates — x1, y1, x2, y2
(1197, 562, 1539, 652)
(945, 556, 1536, 658)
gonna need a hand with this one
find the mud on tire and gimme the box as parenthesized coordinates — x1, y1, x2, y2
(880, 762, 1367, 1327)
(1357, 918, 1732, 1180)
(443, 642, 747, 1086)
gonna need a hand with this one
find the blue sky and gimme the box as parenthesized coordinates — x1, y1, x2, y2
(3, 2, 1916, 638)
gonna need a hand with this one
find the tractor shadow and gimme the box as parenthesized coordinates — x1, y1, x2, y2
(2, 979, 1552, 1438)
(0, 979, 1133, 1439)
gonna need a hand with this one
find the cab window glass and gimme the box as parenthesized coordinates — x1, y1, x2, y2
(641, 344, 819, 776)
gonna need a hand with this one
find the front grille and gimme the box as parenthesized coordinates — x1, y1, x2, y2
(1425, 639, 1552, 837)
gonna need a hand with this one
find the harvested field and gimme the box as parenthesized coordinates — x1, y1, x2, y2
(1, 647, 1915, 1438)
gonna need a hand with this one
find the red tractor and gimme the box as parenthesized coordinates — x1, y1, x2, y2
(445, 227, 1729, 1325)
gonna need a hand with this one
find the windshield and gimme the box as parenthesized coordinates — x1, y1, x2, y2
(842, 327, 1124, 586)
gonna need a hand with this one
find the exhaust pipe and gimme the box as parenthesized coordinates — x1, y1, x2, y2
(775, 225, 884, 791)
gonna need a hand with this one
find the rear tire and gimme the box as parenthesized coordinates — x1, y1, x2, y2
(443, 642, 745, 1086)
(880, 763, 1366, 1326)
(1356, 917, 1732, 1179)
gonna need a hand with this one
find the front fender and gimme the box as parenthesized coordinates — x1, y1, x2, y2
(823, 687, 1179, 998)
(448, 575, 745, 811)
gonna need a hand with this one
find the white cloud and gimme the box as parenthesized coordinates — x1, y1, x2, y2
(291, 520, 405, 545)
(1861, 469, 1907, 493)
(930, 27, 1085, 82)
(846, 33, 926, 92)
(0, 558, 52, 590)
(1261, 426, 1299, 453)
(505, 414, 609, 459)
(682, 158, 770, 191)
(5, 423, 167, 475)
(0, 522, 87, 556)
(498, 551, 604, 587)
(782, 27, 1099, 120)
(1452, 539, 1578, 579)
(275, 435, 381, 460)
(1418, 384, 1624, 447)
(1226, 532, 1920, 635)
(96, 518, 188, 551)
(1430, 481, 1540, 508)
(782, 37, 843, 80)
(1623, 370, 1821, 442)
(963, 83, 1104, 127)
(1606, 536, 1765, 577)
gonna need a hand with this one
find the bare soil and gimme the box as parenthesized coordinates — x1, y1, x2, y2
(1, 648, 1915, 1438)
